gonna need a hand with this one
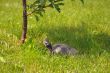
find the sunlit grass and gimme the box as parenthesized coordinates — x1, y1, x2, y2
(0, 0, 110, 73)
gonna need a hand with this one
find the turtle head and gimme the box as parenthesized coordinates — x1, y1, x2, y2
(43, 38, 52, 51)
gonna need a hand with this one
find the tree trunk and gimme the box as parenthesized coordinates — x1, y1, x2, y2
(21, 0, 27, 43)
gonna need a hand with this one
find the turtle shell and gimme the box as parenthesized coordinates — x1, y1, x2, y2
(52, 44, 78, 55)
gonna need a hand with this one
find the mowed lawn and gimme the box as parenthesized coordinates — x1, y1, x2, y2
(0, 0, 110, 73)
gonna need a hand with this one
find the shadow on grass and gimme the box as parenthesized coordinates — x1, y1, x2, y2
(29, 22, 110, 55)
(94, 32, 110, 53)
(48, 25, 110, 54)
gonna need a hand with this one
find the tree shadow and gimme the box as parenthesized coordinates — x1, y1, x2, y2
(40, 23, 110, 55)
(93, 32, 110, 53)
(29, 22, 110, 55)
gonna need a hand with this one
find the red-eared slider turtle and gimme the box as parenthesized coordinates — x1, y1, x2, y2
(43, 38, 78, 55)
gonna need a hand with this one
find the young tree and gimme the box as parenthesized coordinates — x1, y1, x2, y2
(21, 0, 64, 43)
(21, 0, 27, 43)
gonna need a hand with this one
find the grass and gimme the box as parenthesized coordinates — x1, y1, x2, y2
(0, 0, 110, 73)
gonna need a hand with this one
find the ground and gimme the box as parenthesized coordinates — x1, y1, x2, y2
(0, 0, 110, 73)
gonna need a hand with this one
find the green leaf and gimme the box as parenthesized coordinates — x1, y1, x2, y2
(53, 4, 61, 12)
(80, 0, 84, 4)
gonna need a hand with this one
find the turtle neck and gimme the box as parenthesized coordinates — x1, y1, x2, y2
(46, 44, 53, 52)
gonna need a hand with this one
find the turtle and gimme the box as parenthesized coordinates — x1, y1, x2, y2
(43, 38, 78, 55)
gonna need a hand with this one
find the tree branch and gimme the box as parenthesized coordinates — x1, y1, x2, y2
(27, 4, 53, 16)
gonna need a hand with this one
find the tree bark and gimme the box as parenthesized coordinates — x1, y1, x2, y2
(21, 0, 27, 43)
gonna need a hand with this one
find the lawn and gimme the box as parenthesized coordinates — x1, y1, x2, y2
(0, 0, 110, 73)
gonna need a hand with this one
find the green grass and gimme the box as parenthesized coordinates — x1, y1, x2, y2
(0, 0, 110, 73)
